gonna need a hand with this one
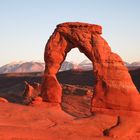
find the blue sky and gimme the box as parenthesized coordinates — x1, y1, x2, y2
(0, 0, 140, 66)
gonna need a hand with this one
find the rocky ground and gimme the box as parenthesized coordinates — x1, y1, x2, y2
(0, 70, 140, 139)
(1, 102, 140, 140)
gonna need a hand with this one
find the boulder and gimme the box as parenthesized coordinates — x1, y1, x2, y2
(23, 81, 41, 105)
(0, 97, 8, 103)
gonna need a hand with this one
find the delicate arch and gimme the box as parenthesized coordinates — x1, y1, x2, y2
(41, 22, 140, 112)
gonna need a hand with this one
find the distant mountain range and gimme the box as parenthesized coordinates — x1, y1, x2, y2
(77, 60, 140, 71)
(78, 59, 93, 70)
(0, 61, 74, 74)
(0, 61, 45, 73)
(0, 60, 140, 73)
(124, 61, 140, 70)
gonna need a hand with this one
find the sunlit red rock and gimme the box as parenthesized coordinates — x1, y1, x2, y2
(31, 96, 43, 105)
(23, 81, 41, 104)
(0, 97, 8, 103)
(41, 22, 140, 112)
(42, 74, 62, 103)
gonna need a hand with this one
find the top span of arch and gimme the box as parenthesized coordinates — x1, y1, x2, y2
(56, 22, 102, 34)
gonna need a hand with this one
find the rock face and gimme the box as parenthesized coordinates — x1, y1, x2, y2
(23, 81, 41, 104)
(41, 22, 140, 112)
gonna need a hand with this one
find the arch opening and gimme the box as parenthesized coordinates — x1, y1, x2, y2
(57, 48, 94, 117)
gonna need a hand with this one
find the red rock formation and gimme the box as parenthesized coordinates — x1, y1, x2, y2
(23, 81, 42, 104)
(41, 22, 140, 112)
(0, 97, 8, 103)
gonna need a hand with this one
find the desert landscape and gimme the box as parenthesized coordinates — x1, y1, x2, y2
(0, 22, 140, 140)
(0, 70, 140, 140)
(0, 0, 140, 139)
(0, 68, 139, 140)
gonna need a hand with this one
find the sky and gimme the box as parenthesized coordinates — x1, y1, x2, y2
(0, 0, 140, 66)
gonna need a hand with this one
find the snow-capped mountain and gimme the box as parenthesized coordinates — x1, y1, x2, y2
(130, 62, 140, 67)
(60, 61, 74, 71)
(125, 61, 140, 70)
(0, 61, 45, 73)
(78, 59, 92, 70)
(0, 61, 74, 73)
(78, 60, 140, 71)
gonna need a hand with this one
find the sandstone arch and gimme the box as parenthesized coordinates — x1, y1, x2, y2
(41, 22, 140, 112)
